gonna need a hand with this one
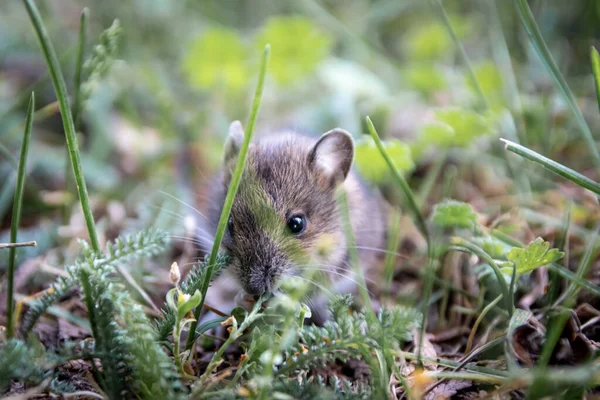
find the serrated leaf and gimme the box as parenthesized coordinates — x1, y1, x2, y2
(183, 28, 248, 91)
(503, 238, 564, 275)
(431, 200, 478, 229)
(354, 137, 414, 183)
(255, 17, 332, 85)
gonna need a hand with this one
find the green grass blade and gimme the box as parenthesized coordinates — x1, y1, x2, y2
(592, 46, 600, 113)
(547, 263, 600, 298)
(501, 138, 600, 196)
(383, 210, 402, 302)
(513, 0, 600, 169)
(23, 0, 100, 252)
(73, 8, 88, 128)
(5, 93, 35, 339)
(560, 228, 599, 306)
(63, 8, 88, 224)
(432, 0, 489, 110)
(23, 0, 101, 344)
(365, 116, 429, 243)
(185, 44, 271, 352)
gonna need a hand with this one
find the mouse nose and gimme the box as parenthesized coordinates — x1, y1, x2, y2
(244, 281, 270, 299)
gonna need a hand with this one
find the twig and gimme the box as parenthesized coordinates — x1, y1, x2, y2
(0, 240, 37, 249)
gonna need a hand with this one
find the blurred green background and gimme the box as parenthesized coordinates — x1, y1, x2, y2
(0, 0, 599, 259)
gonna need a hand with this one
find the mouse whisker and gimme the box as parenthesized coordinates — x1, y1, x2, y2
(294, 266, 377, 287)
(289, 276, 334, 298)
(158, 190, 210, 222)
(169, 234, 214, 244)
(348, 246, 408, 259)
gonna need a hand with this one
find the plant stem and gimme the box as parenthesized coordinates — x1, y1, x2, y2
(1, 241, 37, 250)
(465, 294, 502, 353)
(6, 92, 35, 338)
(366, 116, 429, 243)
(501, 138, 600, 196)
(432, 0, 489, 111)
(23, 0, 100, 344)
(338, 190, 375, 315)
(73, 8, 87, 129)
(193, 301, 263, 394)
(63, 8, 88, 224)
(23, 0, 100, 252)
(449, 237, 513, 317)
(513, 0, 600, 170)
(185, 44, 270, 352)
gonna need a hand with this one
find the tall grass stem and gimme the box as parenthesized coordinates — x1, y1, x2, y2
(23, 0, 101, 252)
(365, 116, 429, 243)
(501, 139, 600, 196)
(6, 92, 35, 338)
(514, 0, 600, 169)
(185, 44, 271, 352)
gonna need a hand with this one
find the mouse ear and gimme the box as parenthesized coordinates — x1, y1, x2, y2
(308, 128, 354, 189)
(224, 120, 245, 163)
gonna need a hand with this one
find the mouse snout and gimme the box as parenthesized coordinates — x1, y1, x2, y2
(243, 280, 269, 299)
(242, 264, 279, 299)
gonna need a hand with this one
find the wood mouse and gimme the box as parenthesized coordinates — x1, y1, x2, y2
(205, 121, 387, 320)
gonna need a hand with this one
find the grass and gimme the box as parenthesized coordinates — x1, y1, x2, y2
(23, 0, 100, 252)
(5, 92, 35, 338)
(365, 116, 429, 243)
(501, 138, 600, 196)
(514, 0, 600, 170)
(184, 43, 271, 353)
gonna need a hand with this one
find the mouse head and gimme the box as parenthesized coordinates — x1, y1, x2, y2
(211, 121, 355, 297)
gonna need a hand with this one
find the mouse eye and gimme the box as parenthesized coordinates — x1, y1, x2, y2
(287, 214, 306, 235)
(227, 216, 234, 232)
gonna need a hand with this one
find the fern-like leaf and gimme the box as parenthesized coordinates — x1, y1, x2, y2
(22, 229, 169, 335)
(84, 266, 184, 399)
(153, 252, 229, 343)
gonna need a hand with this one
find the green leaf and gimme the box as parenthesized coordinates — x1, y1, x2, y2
(404, 64, 447, 94)
(471, 62, 504, 107)
(418, 121, 456, 147)
(166, 288, 177, 312)
(433, 107, 491, 146)
(255, 16, 332, 85)
(404, 22, 452, 61)
(431, 200, 478, 229)
(177, 289, 202, 321)
(354, 137, 414, 183)
(183, 27, 248, 91)
(503, 238, 564, 275)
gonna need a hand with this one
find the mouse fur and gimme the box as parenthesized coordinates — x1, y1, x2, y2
(206, 121, 387, 319)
